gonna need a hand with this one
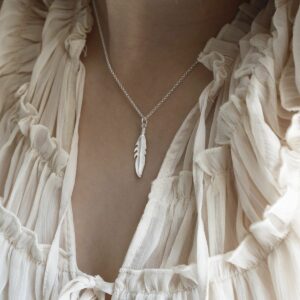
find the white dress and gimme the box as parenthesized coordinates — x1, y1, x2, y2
(0, 0, 300, 299)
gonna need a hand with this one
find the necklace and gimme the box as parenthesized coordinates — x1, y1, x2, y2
(91, 0, 200, 178)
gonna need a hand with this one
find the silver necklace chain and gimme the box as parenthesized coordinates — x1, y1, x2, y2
(91, 0, 199, 125)
(91, 0, 200, 178)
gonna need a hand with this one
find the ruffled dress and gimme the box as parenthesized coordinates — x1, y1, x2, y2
(0, 0, 300, 299)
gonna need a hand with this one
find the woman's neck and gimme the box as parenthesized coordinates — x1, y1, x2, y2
(94, 0, 243, 72)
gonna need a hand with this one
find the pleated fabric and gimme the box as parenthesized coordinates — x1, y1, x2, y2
(0, 0, 300, 299)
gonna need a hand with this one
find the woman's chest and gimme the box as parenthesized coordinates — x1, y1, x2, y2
(69, 25, 211, 283)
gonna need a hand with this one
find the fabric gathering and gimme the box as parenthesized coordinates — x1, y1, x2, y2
(0, 0, 300, 299)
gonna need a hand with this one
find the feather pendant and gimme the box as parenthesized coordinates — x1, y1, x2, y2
(134, 126, 147, 178)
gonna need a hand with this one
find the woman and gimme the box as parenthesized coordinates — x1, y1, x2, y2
(0, 0, 300, 299)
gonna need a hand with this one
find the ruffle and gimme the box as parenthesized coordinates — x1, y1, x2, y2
(0, 197, 72, 269)
(115, 264, 199, 296)
(0, 226, 73, 299)
(222, 185, 299, 271)
(64, 0, 93, 59)
(0, 198, 43, 262)
(0, 82, 69, 177)
(197, 38, 237, 101)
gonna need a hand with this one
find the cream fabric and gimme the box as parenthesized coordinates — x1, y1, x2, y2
(0, 0, 300, 299)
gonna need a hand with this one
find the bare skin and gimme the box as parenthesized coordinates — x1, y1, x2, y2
(71, 0, 243, 298)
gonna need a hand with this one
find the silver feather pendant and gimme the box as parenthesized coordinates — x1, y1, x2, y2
(134, 119, 147, 178)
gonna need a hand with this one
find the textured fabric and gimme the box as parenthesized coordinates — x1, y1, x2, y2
(0, 0, 300, 299)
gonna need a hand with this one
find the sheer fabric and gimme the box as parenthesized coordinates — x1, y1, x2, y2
(0, 0, 300, 299)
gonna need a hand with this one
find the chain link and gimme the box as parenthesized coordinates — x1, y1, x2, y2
(92, 0, 199, 122)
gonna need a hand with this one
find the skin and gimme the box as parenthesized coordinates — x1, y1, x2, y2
(71, 0, 244, 298)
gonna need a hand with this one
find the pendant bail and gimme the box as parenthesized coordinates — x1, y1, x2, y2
(141, 117, 147, 128)
(141, 117, 147, 134)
